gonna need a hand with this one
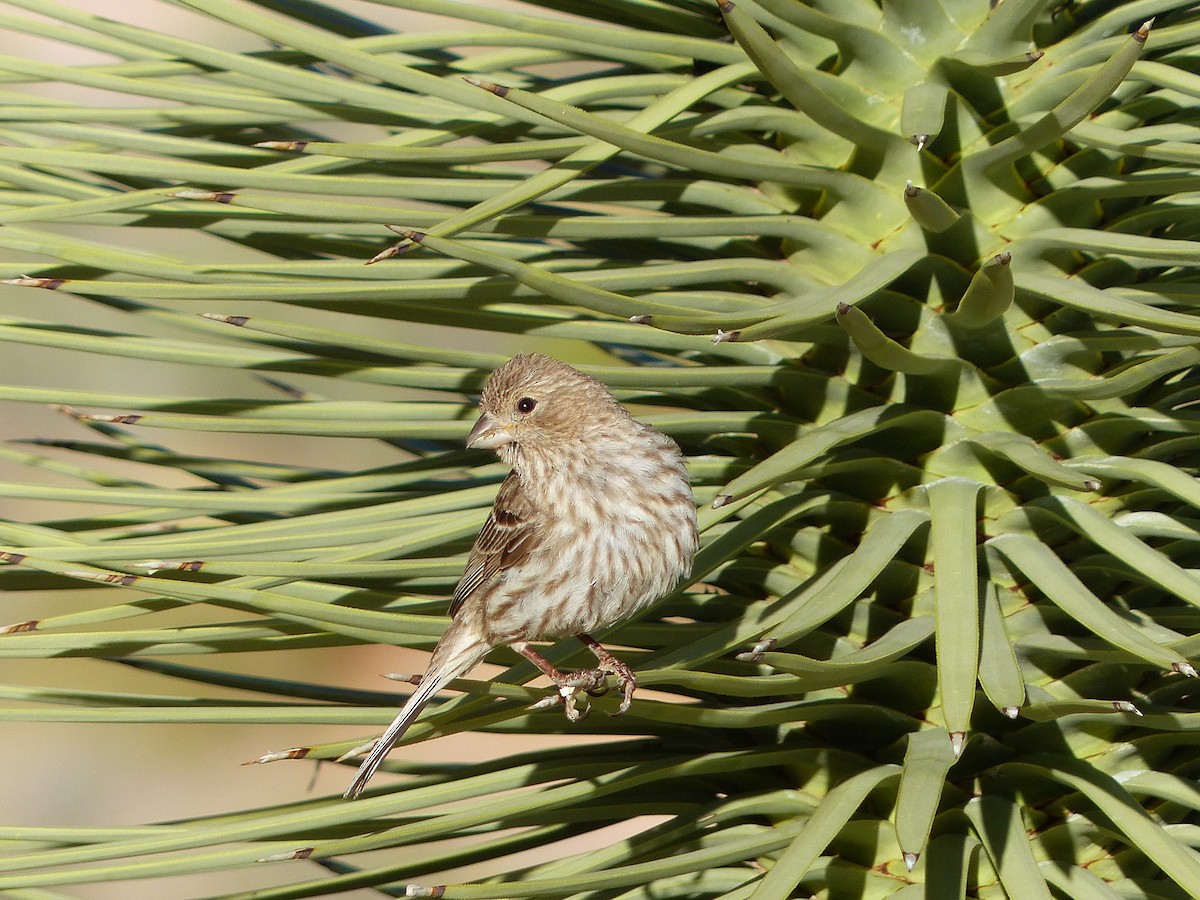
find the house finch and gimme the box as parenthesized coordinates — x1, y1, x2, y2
(343, 353, 698, 799)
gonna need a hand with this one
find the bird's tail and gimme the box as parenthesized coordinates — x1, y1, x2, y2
(343, 625, 490, 800)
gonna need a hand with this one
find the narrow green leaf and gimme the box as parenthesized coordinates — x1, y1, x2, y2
(1035, 346, 1200, 400)
(836, 301, 962, 374)
(1019, 271, 1200, 337)
(951, 48, 1045, 76)
(1065, 456, 1200, 513)
(389, 230, 749, 324)
(461, 78, 861, 197)
(756, 616, 933, 684)
(903, 181, 961, 232)
(719, 0, 897, 154)
(900, 83, 948, 149)
(1001, 755, 1200, 890)
(749, 765, 899, 900)
(989, 533, 1192, 672)
(945, 253, 1013, 329)
(928, 478, 982, 747)
(1039, 863, 1126, 900)
(917, 832, 980, 898)
(968, 19, 1151, 171)
(738, 249, 927, 341)
(761, 508, 929, 646)
(1035, 495, 1200, 609)
(714, 408, 950, 507)
(894, 728, 957, 870)
(977, 581, 1026, 717)
(964, 795, 1054, 900)
(967, 432, 1099, 491)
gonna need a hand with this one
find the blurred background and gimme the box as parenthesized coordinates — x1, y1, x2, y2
(0, 2, 631, 896)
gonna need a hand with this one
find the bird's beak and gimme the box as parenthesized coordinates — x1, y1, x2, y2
(466, 412, 510, 450)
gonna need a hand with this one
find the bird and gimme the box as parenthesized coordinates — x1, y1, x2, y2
(343, 353, 698, 799)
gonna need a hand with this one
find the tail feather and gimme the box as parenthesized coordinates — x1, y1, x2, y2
(344, 629, 489, 800)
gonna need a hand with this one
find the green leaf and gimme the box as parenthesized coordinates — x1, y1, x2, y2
(928, 478, 982, 745)
(749, 765, 899, 900)
(964, 795, 1054, 900)
(894, 728, 957, 869)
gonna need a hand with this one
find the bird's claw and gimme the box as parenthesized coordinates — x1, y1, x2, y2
(568, 664, 636, 715)
(559, 684, 591, 722)
(530, 663, 638, 720)
(528, 682, 593, 720)
(582, 660, 637, 716)
(614, 672, 635, 715)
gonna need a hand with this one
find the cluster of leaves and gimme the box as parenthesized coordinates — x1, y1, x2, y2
(2, 0, 1200, 897)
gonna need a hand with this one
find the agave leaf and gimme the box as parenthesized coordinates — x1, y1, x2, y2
(964, 795, 1055, 900)
(748, 765, 899, 900)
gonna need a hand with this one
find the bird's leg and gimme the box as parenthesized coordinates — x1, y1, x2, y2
(578, 633, 637, 715)
(515, 643, 601, 722)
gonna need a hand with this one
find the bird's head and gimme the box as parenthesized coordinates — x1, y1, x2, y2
(467, 354, 626, 465)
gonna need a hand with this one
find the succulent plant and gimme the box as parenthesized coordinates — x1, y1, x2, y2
(2, 0, 1200, 896)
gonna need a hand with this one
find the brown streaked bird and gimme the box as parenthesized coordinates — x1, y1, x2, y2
(343, 353, 698, 799)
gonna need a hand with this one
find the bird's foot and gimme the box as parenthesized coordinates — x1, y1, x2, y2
(565, 667, 610, 696)
(531, 667, 633, 721)
(548, 668, 611, 721)
(576, 634, 637, 715)
(516, 641, 636, 720)
(560, 662, 635, 715)
(599, 656, 636, 715)
(526, 673, 594, 721)
(557, 680, 591, 723)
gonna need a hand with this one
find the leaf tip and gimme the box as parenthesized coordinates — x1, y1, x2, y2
(385, 227, 426, 243)
(202, 313, 249, 327)
(367, 236, 421, 265)
(133, 559, 203, 573)
(406, 885, 446, 898)
(2, 276, 66, 289)
(257, 847, 314, 862)
(244, 747, 311, 766)
(0, 619, 39, 634)
(169, 189, 236, 203)
(462, 75, 508, 98)
(903, 850, 919, 871)
(82, 413, 143, 425)
(63, 569, 138, 586)
(735, 638, 776, 663)
(949, 731, 966, 757)
(253, 140, 307, 151)
(384, 672, 423, 684)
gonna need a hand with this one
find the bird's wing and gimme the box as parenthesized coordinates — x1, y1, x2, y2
(449, 472, 539, 618)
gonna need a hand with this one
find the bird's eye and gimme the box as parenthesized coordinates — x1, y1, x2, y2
(516, 397, 537, 414)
